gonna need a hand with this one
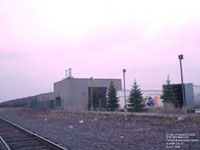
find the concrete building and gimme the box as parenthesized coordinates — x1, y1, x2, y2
(54, 78, 122, 110)
(34, 71, 122, 111)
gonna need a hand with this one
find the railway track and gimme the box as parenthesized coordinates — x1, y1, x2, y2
(0, 117, 68, 150)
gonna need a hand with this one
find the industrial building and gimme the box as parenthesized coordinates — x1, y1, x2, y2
(163, 83, 200, 112)
(34, 69, 122, 111)
(182, 83, 200, 111)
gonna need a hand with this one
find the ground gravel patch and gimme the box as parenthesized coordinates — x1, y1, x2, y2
(0, 108, 199, 150)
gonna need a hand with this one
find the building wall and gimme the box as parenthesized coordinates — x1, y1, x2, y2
(185, 83, 195, 110)
(71, 79, 91, 110)
(162, 83, 200, 110)
(37, 92, 55, 102)
(118, 90, 163, 108)
(92, 79, 122, 91)
(193, 85, 200, 108)
(54, 79, 73, 110)
(177, 83, 200, 110)
(53, 78, 122, 111)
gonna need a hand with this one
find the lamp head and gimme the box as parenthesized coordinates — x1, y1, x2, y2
(178, 54, 184, 60)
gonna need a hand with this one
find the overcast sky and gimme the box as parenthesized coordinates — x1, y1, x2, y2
(0, 0, 200, 102)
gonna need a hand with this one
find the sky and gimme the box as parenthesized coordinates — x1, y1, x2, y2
(0, 0, 200, 102)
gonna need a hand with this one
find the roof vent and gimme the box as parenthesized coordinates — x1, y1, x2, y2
(66, 68, 73, 79)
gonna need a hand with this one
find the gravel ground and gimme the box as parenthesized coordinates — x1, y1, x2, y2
(0, 108, 199, 150)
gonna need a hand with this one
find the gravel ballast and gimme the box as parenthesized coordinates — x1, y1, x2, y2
(0, 108, 199, 150)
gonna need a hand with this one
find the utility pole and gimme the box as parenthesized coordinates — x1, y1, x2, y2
(123, 69, 127, 112)
(178, 54, 186, 107)
(90, 77, 94, 111)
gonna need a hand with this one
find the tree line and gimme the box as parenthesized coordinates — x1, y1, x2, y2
(89, 77, 180, 112)
(89, 80, 144, 112)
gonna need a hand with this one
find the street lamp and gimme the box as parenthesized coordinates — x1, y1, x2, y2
(90, 77, 94, 111)
(123, 69, 127, 112)
(178, 54, 186, 107)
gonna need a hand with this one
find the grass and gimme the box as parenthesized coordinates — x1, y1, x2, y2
(147, 103, 187, 114)
(183, 115, 200, 123)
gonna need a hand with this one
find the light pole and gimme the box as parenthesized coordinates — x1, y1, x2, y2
(90, 77, 94, 111)
(123, 69, 127, 112)
(178, 54, 186, 107)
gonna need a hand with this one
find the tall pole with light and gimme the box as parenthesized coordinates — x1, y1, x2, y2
(178, 54, 186, 107)
(123, 69, 127, 112)
(90, 77, 94, 111)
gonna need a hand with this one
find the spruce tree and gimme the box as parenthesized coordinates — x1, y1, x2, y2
(92, 87, 99, 110)
(107, 82, 119, 111)
(88, 87, 99, 111)
(128, 80, 144, 112)
(161, 76, 179, 107)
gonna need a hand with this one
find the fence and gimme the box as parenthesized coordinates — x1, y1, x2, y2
(29, 99, 63, 109)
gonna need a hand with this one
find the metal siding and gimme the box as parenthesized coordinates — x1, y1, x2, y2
(193, 85, 200, 108)
(185, 83, 195, 110)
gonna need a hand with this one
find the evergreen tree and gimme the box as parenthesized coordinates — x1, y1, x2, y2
(107, 82, 119, 111)
(88, 87, 99, 111)
(161, 76, 179, 107)
(128, 80, 144, 112)
(92, 87, 99, 110)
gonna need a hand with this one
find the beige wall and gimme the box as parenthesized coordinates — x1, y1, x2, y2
(53, 78, 122, 111)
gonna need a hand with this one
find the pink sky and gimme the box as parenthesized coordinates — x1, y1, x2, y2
(0, 0, 200, 102)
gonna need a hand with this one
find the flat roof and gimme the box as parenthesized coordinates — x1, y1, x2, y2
(54, 78, 121, 84)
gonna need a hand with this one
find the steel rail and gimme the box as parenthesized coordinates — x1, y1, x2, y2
(0, 136, 11, 150)
(0, 117, 68, 150)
